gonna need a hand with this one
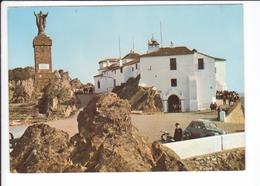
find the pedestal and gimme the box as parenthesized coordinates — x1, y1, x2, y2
(33, 33, 54, 91)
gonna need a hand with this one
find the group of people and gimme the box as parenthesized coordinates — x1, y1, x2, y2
(83, 87, 94, 94)
(216, 90, 240, 105)
(210, 102, 218, 110)
(74, 86, 94, 95)
(171, 103, 182, 113)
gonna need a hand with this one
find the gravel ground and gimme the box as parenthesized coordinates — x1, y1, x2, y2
(131, 110, 244, 142)
(10, 109, 244, 142)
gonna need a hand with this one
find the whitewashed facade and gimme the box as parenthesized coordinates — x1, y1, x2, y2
(93, 38, 226, 112)
(94, 52, 140, 93)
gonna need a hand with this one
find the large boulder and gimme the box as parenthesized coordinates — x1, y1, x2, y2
(112, 75, 163, 112)
(152, 142, 189, 171)
(74, 93, 155, 171)
(11, 78, 34, 103)
(38, 75, 76, 116)
(10, 124, 83, 173)
(70, 78, 83, 92)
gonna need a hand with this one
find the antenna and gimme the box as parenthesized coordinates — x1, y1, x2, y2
(118, 35, 121, 59)
(132, 37, 135, 52)
(160, 21, 163, 48)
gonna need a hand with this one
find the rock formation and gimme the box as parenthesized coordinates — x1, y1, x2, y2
(10, 124, 83, 173)
(74, 93, 155, 171)
(112, 75, 163, 112)
(152, 141, 189, 171)
(11, 93, 190, 172)
(9, 78, 34, 103)
(184, 148, 245, 171)
(37, 70, 78, 117)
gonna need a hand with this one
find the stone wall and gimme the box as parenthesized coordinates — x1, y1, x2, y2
(184, 148, 245, 171)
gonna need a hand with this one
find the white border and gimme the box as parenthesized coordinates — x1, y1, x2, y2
(2, 1, 260, 186)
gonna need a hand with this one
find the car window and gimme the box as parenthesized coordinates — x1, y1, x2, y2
(198, 122, 205, 129)
(189, 122, 195, 128)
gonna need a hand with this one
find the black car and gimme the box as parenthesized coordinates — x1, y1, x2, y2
(183, 119, 226, 140)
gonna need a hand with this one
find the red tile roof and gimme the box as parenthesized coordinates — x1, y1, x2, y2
(122, 52, 140, 60)
(141, 47, 194, 57)
(98, 58, 119, 64)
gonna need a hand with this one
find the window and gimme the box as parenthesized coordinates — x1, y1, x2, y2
(114, 79, 116, 87)
(97, 80, 100, 89)
(171, 79, 177, 87)
(198, 58, 204, 70)
(132, 67, 134, 71)
(170, 58, 177, 70)
(120, 67, 123, 73)
(135, 64, 138, 69)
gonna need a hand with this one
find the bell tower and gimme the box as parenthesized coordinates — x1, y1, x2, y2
(147, 35, 160, 53)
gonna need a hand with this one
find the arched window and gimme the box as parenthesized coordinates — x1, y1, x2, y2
(97, 80, 100, 89)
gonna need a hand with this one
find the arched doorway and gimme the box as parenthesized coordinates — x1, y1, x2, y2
(168, 95, 181, 113)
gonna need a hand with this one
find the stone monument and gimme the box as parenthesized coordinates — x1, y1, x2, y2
(33, 11, 53, 91)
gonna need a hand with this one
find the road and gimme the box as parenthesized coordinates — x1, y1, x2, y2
(10, 106, 244, 142)
(9, 94, 95, 139)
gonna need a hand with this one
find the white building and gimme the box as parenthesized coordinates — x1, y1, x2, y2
(94, 51, 140, 93)
(93, 37, 226, 112)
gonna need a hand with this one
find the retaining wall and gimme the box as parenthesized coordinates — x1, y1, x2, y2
(164, 132, 245, 159)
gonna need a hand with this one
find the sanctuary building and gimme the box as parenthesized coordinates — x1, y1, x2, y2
(93, 37, 226, 112)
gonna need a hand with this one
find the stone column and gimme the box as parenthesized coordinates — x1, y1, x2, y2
(33, 33, 53, 91)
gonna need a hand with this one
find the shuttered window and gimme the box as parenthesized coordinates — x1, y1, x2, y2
(170, 58, 177, 70)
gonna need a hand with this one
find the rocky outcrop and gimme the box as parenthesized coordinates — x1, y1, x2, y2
(38, 70, 78, 117)
(11, 93, 190, 173)
(74, 93, 155, 171)
(9, 78, 34, 103)
(113, 75, 163, 112)
(9, 66, 34, 81)
(70, 78, 83, 92)
(184, 148, 245, 171)
(152, 142, 189, 171)
(10, 124, 83, 173)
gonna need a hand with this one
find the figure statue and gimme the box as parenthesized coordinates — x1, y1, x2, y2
(34, 11, 48, 35)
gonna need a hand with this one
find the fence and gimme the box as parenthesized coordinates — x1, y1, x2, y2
(163, 132, 245, 159)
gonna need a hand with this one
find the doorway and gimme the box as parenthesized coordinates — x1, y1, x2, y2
(168, 95, 181, 113)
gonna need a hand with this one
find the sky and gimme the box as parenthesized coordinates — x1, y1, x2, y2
(8, 4, 244, 93)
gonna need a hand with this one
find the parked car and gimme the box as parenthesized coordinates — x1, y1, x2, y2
(183, 119, 226, 140)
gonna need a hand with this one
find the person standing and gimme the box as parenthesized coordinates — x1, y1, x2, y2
(173, 123, 183, 141)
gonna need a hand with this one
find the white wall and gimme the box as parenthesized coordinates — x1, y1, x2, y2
(139, 53, 217, 112)
(194, 53, 216, 110)
(164, 132, 245, 159)
(215, 61, 227, 90)
(123, 63, 140, 82)
(94, 62, 140, 93)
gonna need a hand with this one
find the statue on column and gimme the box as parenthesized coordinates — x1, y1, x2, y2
(34, 11, 48, 35)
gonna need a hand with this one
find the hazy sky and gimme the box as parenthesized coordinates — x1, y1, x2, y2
(8, 4, 244, 93)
